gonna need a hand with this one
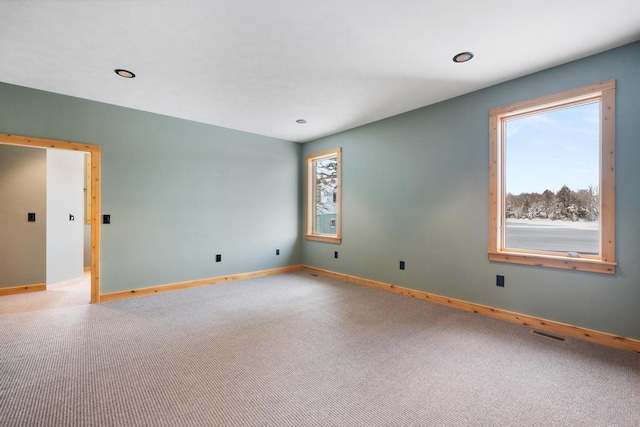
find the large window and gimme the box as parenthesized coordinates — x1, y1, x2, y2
(488, 81, 616, 274)
(306, 147, 341, 243)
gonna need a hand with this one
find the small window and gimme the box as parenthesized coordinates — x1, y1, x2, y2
(306, 147, 341, 243)
(488, 81, 616, 274)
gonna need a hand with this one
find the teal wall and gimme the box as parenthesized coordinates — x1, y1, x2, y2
(0, 83, 301, 293)
(301, 42, 640, 340)
(1, 42, 638, 340)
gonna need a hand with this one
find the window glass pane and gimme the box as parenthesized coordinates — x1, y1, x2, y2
(314, 157, 338, 234)
(504, 101, 600, 254)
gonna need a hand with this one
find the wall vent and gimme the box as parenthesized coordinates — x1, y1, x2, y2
(531, 330, 566, 342)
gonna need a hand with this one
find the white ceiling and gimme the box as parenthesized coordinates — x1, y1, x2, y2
(1, 1, 639, 143)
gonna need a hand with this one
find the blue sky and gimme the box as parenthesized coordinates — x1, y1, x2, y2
(505, 101, 599, 195)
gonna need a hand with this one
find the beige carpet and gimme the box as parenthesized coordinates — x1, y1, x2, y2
(0, 273, 90, 314)
(1, 271, 638, 426)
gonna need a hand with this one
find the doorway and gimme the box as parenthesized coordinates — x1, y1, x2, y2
(0, 134, 101, 303)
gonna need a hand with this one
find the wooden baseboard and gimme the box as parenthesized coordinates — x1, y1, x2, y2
(0, 283, 46, 296)
(100, 266, 301, 303)
(301, 265, 640, 353)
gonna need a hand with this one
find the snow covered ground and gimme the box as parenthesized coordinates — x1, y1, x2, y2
(506, 218, 599, 230)
(505, 219, 599, 254)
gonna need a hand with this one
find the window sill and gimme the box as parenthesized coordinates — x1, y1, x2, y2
(488, 251, 616, 275)
(306, 234, 341, 244)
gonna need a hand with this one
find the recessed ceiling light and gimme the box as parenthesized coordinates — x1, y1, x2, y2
(453, 52, 474, 63)
(114, 69, 136, 78)
(296, 119, 307, 124)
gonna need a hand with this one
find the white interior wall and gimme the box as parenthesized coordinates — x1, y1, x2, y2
(46, 149, 85, 285)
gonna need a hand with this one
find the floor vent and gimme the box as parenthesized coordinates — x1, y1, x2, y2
(531, 330, 566, 342)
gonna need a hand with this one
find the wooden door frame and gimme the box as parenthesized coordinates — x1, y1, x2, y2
(0, 134, 101, 303)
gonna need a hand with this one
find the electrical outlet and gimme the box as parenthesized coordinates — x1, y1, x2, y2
(496, 275, 505, 287)
(103, 214, 110, 224)
(276, 249, 280, 255)
(216, 254, 222, 262)
(334, 251, 338, 259)
(399, 261, 405, 270)
(27, 213, 36, 222)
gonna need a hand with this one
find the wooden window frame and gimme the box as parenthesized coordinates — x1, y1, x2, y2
(305, 147, 342, 244)
(488, 80, 616, 274)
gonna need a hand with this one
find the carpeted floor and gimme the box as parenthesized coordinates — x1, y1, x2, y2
(1, 271, 638, 426)
(0, 273, 90, 314)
